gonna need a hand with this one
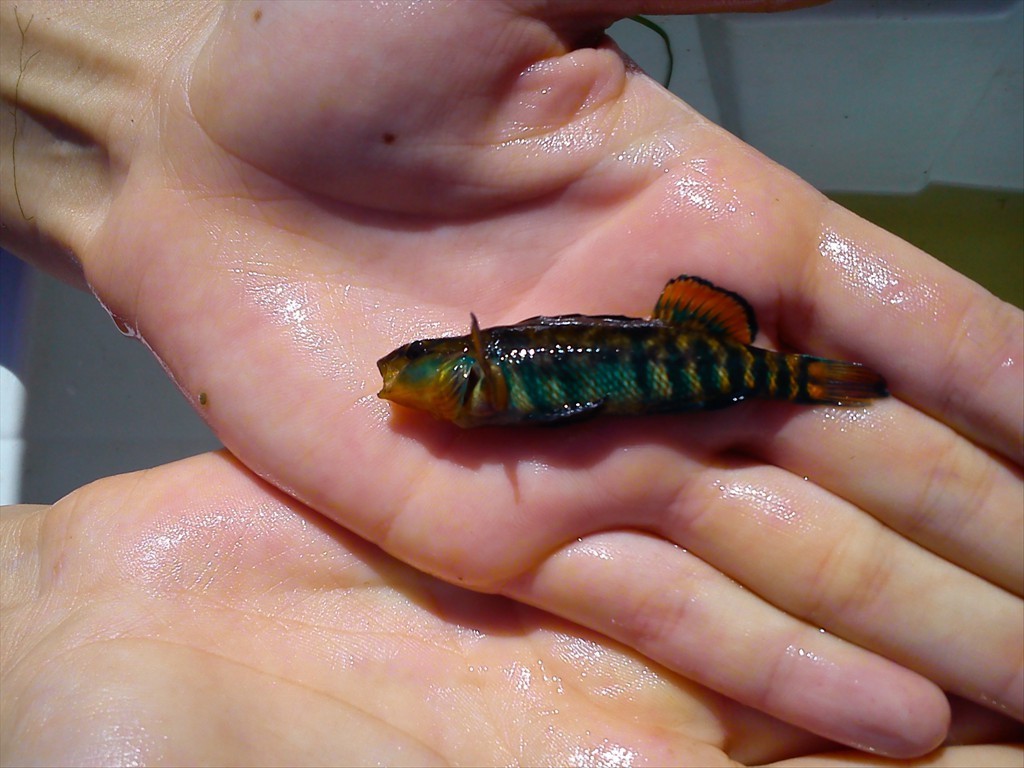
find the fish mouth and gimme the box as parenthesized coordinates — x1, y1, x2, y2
(376, 354, 402, 398)
(376, 356, 429, 408)
(376, 351, 472, 421)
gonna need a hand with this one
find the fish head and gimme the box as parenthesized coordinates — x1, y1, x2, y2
(377, 337, 477, 422)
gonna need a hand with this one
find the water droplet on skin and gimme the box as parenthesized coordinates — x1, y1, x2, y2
(110, 313, 138, 337)
(89, 287, 140, 338)
(568, 740, 640, 768)
(818, 228, 940, 312)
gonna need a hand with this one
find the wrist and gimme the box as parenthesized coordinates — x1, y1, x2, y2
(0, 0, 218, 284)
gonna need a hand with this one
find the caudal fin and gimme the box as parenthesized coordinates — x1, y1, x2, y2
(802, 360, 888, 405)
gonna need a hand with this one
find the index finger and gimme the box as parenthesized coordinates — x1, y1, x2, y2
(797, 203, 1022, 465)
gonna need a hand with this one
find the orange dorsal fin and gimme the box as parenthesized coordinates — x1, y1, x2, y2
(470, 313, 508, 410)
(652, 275, 758, 344)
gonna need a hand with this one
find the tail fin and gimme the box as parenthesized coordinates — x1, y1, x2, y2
(802, 360, 888, 405)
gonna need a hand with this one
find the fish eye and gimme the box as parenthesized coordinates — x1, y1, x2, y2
(405, 340, 429, 359)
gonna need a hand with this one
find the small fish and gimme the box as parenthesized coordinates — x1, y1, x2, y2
(377, 275, 888, 427)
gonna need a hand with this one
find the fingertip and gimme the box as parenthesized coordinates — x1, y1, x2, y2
(850, 681, 950, 759)
(780, 647, 951, 758)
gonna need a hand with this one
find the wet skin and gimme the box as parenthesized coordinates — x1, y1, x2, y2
(1, 0, 1020, 758)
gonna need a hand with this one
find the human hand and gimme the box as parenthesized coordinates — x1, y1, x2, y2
(2, 0, 1020, 757)
(2, 453, 1020, 767)
(0, 451, 748, 767)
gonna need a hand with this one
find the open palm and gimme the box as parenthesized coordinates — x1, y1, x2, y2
(0, 452, 761, 766)
(7, 0, 1020, 757)
(7, 452, 1017, 766)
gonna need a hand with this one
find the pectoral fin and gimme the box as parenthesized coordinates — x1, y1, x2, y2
(652, 275, 758, 344)
(470, 313, 508, 411)
(532, 398, 607, 426)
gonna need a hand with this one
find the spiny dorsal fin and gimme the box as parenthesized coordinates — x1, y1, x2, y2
(470, 313, 508, 410)
(652, 275, 758, 344)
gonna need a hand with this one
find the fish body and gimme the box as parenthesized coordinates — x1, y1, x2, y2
(377, 276, 888, 427)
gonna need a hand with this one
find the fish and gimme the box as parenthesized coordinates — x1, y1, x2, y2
(377, 275, 888, 427)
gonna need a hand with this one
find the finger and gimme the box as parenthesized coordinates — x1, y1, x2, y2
(796, 205, 1023, 465)
(506, 529, 950, 758)
(194, 2, 639, 217)
(728, 399, 1022, 594)
(578, 110, 1023, 465)
(768, 744, 1024, 768)
(3, 453, 744, 768)
(651, 458, 1023, 722)
(350, 396, 1020, 730)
